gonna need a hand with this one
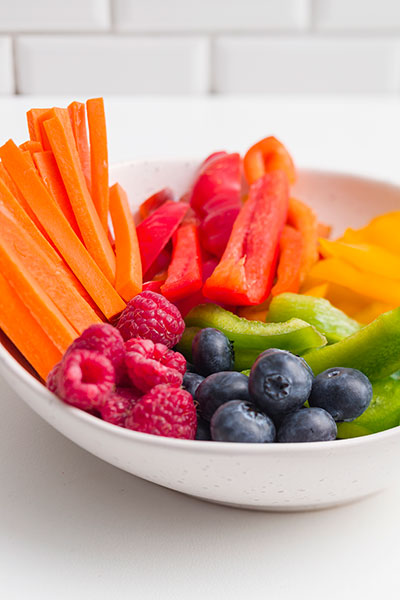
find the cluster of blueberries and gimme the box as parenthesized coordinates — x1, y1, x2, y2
(183, 328, 373, 443)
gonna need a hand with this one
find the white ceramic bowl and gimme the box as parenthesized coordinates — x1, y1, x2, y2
(1, 160, 400, 512)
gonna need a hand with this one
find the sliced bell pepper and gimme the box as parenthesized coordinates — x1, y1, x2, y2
(271, 225, 303, 297)
(319, 238, 400, 280)
(303, 283, 329, 298)
(303, 307, 400, 380)
(199, 202, 241, 258)
(243, 136, 296, 186)
(136, 201, 188, 274)
(143, 246, 172, 281)
(317, 222, 331, 239)
(138, 187, 174, 221)
(184, 303, 327, 372)
(340, 212, 400, 255)
(161, 222, 202, 302)
(287, 196, 318, 284)
(173, 257, 219, 318)
(267, 293, 361, 344)
(352, 301, 395, 324)
(142, 280, 165, 293)
(203, 171, 289, 306)
(190, 152, 241, 218)
(310, 258, 400, 306)
(237, 298, 271, 323)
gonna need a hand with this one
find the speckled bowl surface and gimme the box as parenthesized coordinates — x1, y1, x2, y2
(1, 160, 400, 511)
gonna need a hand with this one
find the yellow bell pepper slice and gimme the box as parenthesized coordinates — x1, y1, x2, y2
(303, 283, 329, 298)
(324, 282, 371, 317)
(319, 239, 400, 280)
(353, 301, 395, 324)
(340, 212, 400, 255)
(310, 258, 400, 306)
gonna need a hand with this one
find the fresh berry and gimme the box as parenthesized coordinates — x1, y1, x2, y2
(125, 337, 185, 392)
(277, 407, 337, 443)
(249, 349, 313, 419)
(195, 415, 211, 440)
(117, 291, 185, 348)
(196, 371, 250, 421)
(58, 349, 115, 411)
(66, 324, 126, 383)
(211, 400, 276, 443)
(46, 361, 61, 394)
(192, 328, 233, 376)
(100, 387, 141, 426)
(309, 367, 373, 421)
(182, 372, 204, 397)
(125, 384, 197, 439)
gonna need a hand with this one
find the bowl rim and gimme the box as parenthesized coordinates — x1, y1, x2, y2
(2, 161, 400, 455)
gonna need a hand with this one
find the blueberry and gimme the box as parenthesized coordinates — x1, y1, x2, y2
(182, 372, 204, 397)
(277, 407, 337, 443)
(192, 328, 233, 376)
(196, 371, 250, 421)
(309, 367, 373, 422)
(248, 349, 313, 418)
(211, 401, 276, 443)
(195, 416, 211, 440)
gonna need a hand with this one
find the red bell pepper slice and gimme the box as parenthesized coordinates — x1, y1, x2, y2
(138, 187, 174, 221)
(136, 201, 188, 274)
(173, 258, 219, 317)
(199, 202, 241, 258)
(161, 222, 202, 302)
(142, 280, 165, 293)
(244, 136, 296, 186)
(271, 225, 303, 297)
(143, 246, 172, 281)
(203, 171, 289, 306)
(190, 152, 241, 217)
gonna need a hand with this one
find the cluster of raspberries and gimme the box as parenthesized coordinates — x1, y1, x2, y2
(47, 291, 197, 440)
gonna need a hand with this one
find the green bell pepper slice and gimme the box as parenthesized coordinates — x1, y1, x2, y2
(267, 293, 361, 344)
(303, 307, 400, 380)
(184, 304, 327, 371)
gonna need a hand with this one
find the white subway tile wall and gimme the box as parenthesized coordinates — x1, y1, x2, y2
(113, 0, 310, 32)
(2, 0, 400, 94)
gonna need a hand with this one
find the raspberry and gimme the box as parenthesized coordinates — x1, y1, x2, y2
(125, 384, 197, 439)
(101, 386, 141, 426)
(117, 291, 185, 348)
(125, 337, 185, 392)
(66, 324, 126, 383)
(58, 349, 115, 411)
(46, 361, 62, 394)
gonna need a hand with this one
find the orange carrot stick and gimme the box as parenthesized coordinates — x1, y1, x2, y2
(317, 222, 332, 239)
(0, 140, 125, 319)
(86, 98, 109, 232)
(0, 205, 101, 334)
(0, 177, 104, 319)
(0, 273, 62, 380)
(43, 115, 116, 283)
(0, 236, 77, 352)
(20, 140, 43, 154)
(0, 157, 52, 244)
(109, 183, 142, 301)
(34, 150, 81, 239)
(68, 101, 91, 193)
(22, 150, 36, 170)
(287, 197, 319, 284)
(26, 108, 50, 147)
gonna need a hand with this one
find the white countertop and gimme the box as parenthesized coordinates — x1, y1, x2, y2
(1, 95, 400, 600)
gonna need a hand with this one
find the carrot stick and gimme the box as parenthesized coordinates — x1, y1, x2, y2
(0, 157, 52, 244)
(0, 205, 101, 334)
(86, 98, 109, 232)
(34, 150, 81, 239)
(43, 115, 116, 283)
(109, 183, 142, 301)
(27, 108, 50, 147)
(0, 140, 125, 319)
(0, 236, 77, 352)
(68, 101, 91, 194)
(0, 273, 62, 380)
(0, 177, 104, 320)
(21, 150, 36, 170)
(287, 196, 319, 284)
(20, 140, 43, 154)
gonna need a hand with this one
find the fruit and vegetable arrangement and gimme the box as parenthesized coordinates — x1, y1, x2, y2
(1, 97, 400, 443)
